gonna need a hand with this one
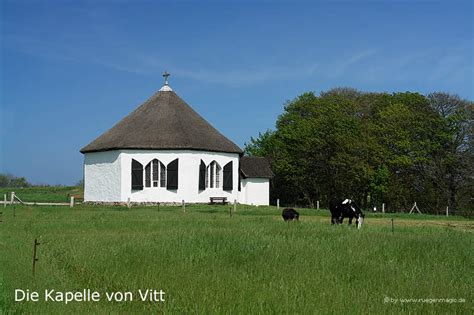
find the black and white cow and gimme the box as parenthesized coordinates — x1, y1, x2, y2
(282, 208, 299, 221)
(329, 199, 365, 229)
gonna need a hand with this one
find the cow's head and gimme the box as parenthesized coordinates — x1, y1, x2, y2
(346, 200, 364, 229)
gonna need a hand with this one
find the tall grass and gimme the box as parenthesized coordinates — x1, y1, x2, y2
(1, 205, 472, 314)
(0, 186, 83, 203)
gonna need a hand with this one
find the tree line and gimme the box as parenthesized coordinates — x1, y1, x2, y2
(244, 89, 473, 214)
(0, 173, 31, 188)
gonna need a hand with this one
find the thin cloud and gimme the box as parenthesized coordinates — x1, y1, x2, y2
(4, 33, 471, 90)
(330, 49, 378, 77)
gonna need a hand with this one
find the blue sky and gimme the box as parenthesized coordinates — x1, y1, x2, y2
(1, 0, 472, 185)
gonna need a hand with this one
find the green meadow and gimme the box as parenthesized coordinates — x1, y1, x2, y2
(1, 203, 472, 314)
(0, 187, 83, 203)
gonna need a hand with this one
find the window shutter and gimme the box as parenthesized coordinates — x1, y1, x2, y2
(167, 158, 179, 190)
(145, 162, 151, 187)
(223, 161, 233, 191)
(238, 165, 241, 191)
(199, 160, 206, 190)
(131, 159, 143, 190)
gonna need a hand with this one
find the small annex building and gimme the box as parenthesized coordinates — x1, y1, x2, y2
(80, 74, 273, 205)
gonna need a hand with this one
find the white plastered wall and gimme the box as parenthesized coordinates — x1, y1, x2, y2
(120, 150, 240, 203)
(84, 151, 122, 201)
(239, 178, 270, 206)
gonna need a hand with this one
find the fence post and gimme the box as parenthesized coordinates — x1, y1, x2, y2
(3, 194, 6, 208)
(233, 199, 237, 213)
(11, 192, 15, 205)
(317, 200, 320, 210)
(391, 218, 394, 232)
(446, 206, 449, 217)
(182, 200, 186, 213)
(70, 196, 74, 208)
(382, 203, 385, 214)
(127, 198, 131, 209)
(32, 238, 40, 276)
(277, 199, 280, 210)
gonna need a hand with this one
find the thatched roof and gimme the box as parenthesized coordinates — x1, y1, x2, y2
(80, 88, 243, 154)
(240, 156, 274, 179)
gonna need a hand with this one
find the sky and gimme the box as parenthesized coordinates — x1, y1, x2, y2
(0, 0, 473, 185)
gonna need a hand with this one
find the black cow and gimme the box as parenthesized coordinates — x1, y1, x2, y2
(282, 208, 299, 221)
(329, 199, 365, 229)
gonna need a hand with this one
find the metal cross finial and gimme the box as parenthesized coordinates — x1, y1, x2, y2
(163, 71, 170, 85)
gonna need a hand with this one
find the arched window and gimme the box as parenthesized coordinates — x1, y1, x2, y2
(152, 159, 159, 187)
(210, 162, 214, 188)
(207, 161, 221, 189)
(199, 161, 226, 190)
(145, 162, 151, 187)
(216, 163, 221, 188)
(144, 159, 166, 188)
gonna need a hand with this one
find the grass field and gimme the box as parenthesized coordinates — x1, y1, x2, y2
(1, 202, 472, 314)
(0, 187, 83, 203)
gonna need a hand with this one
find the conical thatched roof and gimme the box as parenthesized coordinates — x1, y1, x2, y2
(80, 87, 243, 154)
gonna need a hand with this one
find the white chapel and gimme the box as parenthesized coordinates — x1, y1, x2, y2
(80, 73, 273, 205)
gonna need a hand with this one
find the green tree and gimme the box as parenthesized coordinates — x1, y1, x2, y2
(0, 173, 31, 188)
(246, 88, 472, 213)
(427, 92, 474, 212)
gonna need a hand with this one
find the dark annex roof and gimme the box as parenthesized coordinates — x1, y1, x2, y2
(240, 156, 274, 179)
(80, 88, 243, 154)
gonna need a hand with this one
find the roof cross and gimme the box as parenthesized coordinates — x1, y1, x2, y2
(163, 71, 170, 85)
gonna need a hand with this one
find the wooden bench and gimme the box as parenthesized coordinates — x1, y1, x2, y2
(209, 197, 228, 205)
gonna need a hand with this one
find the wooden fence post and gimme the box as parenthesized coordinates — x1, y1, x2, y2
(70, 196, 74, 208)
(3, 194, 6, 208)
(277, 199, 280, 210)
(317, 200, 320, 210)
(446, 206, 449, 217)
(127, 198, 131, 209)
(382, 203, 385, 214)
(233, 199, 237, 212)
(182, 200, 186, 213)
(32, 238, 40, 276)
(11, 192, 15, 205)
